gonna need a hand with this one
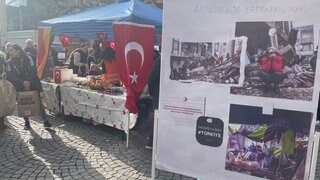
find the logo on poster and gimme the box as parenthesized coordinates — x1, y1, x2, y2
(196, 116, 224, 147)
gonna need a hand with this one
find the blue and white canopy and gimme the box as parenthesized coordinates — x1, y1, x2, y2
(39, 0, 162, 39)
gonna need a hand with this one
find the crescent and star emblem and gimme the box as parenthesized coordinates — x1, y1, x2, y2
(124, 42, 145, 84)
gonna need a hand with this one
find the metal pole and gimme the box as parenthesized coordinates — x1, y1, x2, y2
(126, 111, 130, 148)
(309, 132, 320, 180)
(19, 6, 22, 30)
(0, 0, 7, 46)
(151, 109, 159, 180)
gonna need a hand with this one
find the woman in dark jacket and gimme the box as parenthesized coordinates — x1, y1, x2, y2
(145, 52, 161, 149)
(6, 44, 51, 130)
(0, 51, 7, 129)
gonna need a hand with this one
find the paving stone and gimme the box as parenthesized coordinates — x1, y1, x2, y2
(72, 175, 83, 179)
(36, 178, 46, 180)
(138, 176, 149, 180)
(0, 114, 198, 180)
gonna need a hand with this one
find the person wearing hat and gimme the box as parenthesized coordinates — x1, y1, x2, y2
(3, 41, 12, 59)
(258, 47, 285, 93)
(24, 39, 37, 63)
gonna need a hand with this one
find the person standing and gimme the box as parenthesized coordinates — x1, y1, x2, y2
(24, 39, 37, 63)
(101, 43, 120, 85)
(0, 51, 7, 129)
(42, 47, 57, 79)
(6, 44, 51, 130)
(87, 47, 101, 76)
(258, 47, 285, 93)
(1, 40, 8, 52)
(68, 43, 89, 76)
(148, 52, 161, 111)
(87, 48, 97, 67)
(3, 41, 12, 59)
(145, 51, 161, 149)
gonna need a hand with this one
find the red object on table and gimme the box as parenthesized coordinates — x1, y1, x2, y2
(53, 66, 71, 84)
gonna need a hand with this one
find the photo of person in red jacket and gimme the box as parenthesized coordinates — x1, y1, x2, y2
(258, 47, 285, 93)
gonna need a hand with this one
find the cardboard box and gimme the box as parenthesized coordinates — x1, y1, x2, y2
(17, 91, 40, 117)
(53, 67, 73, 84)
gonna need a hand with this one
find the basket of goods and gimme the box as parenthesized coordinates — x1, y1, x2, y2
(76, 80, 90, 87)
(89, 81, 102, 90)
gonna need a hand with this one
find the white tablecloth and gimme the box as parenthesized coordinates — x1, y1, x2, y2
(60, 85, 129, 132)
(41, 81, 60, 114)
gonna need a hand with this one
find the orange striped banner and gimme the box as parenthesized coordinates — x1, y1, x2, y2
(37, 27, 52, 78)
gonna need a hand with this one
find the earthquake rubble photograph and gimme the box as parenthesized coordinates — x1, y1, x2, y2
(169, 38, 244, 84)
(230, 21, 318, 101)
(226, 104, 312, 180)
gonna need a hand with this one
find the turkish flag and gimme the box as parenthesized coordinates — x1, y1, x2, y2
(113, 22, 155, 114)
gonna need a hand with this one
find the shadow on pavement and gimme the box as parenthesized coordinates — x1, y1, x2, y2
(0, 118, 54, 179)
(55, 115, 154, 178)
(28, 127, 106, 179)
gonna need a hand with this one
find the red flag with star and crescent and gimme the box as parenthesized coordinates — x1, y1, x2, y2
(113, 22, 155, 114)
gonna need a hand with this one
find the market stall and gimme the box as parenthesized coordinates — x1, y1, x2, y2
(42, 75, 133, 147)
(36, 0, 162, 147)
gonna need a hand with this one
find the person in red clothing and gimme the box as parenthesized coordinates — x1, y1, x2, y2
(259, 47, 285, 93)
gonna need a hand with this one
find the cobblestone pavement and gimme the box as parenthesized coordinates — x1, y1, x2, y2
(0, 113, 195, 180)
(2, 113, 320, 179)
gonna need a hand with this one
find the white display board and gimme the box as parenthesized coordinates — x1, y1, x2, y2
(157, 0, 320, 179)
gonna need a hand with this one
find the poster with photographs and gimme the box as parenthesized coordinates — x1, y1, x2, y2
(231, 21, 319, 101)
(157, 0, 320, 180)
(227, 104, 311, 180)
(169, 38, 246, 85)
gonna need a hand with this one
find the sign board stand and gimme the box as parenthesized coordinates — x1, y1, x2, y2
(151, 110, 200, 179)
(156, 0, 320, 179)
(151, 110, 158, 180)
(309, 132, 320, 180)
(152, 120, 320, 179)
